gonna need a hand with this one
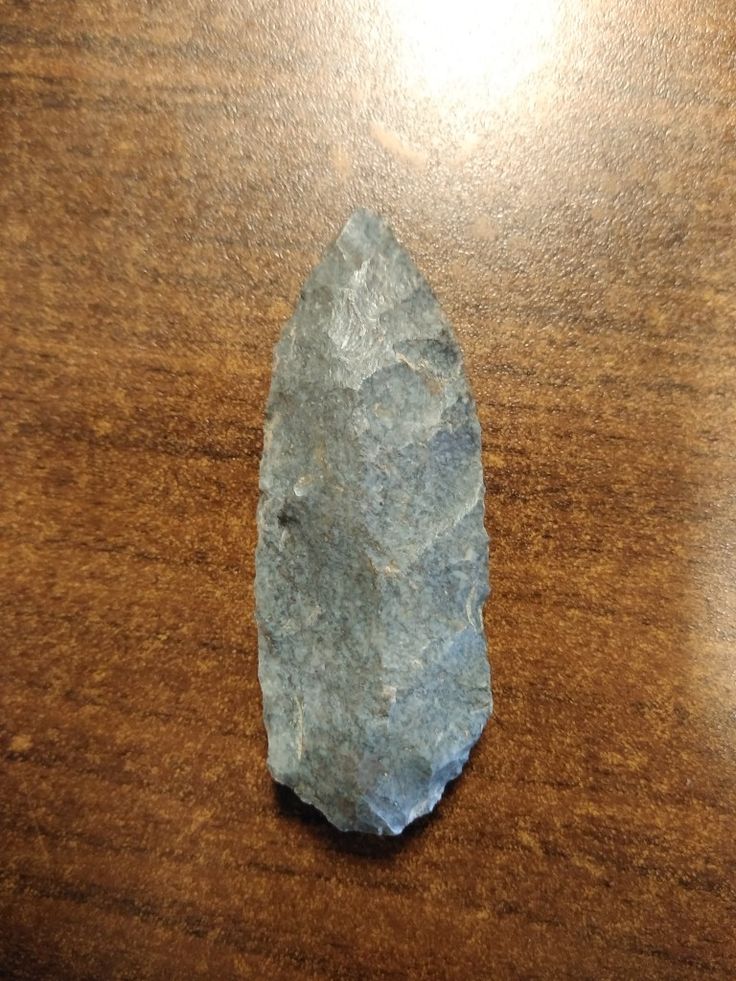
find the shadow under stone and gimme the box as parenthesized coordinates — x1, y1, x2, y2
(271, 769, 465, 858)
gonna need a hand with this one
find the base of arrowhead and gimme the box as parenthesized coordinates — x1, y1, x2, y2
(268, 724, 488, 836)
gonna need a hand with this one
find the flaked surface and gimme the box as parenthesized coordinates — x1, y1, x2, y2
(255, 210, 491, 834)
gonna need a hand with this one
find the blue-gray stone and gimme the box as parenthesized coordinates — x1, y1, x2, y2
(255, 210, 491, 835)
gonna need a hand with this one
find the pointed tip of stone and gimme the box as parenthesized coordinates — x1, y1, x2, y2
(334, 208, 397, 262)
(340, 208, 389, 236)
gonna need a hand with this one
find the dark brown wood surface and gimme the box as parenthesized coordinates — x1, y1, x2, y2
(1, 2, 735, 978)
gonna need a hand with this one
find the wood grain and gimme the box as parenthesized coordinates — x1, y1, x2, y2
(1, 1, 735, 978)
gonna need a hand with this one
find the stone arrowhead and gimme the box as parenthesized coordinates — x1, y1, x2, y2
(255, 210, 491, 835)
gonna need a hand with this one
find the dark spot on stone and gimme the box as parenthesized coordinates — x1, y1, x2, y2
(277, 505, 300, 527)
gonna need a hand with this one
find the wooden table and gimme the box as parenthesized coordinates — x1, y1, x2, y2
(2, 2, 735, 978)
